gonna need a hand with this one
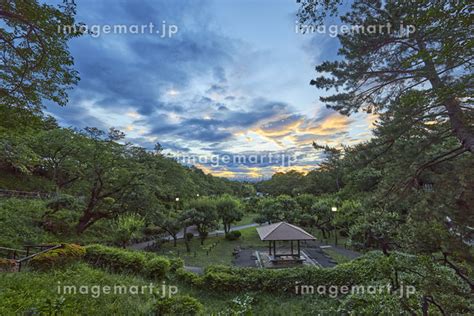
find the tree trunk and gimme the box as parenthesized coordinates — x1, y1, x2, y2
(421, 296, 429, 316)
(224, 223, 230, 234)
(443, 96, 474, 153)
(416, 37, 474, 153)
(173, 235, 177, 247)
(184, 226, 190, 253)
(76, 212, 95, 234)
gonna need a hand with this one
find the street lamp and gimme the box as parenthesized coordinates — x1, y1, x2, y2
(331, 206, 338, 246)
(196, 193, 199, 197)
(175, 197, 180, 202)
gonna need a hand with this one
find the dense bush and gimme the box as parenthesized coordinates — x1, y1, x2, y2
(145, 257, 170, 280)
(175, 267, 203, 286)
(29, 244, 85, 271)
(85, 245, 171, 279)
(224, 230, 241, 241)
(153, 295, 203, 316)
(169, 257, 184, 272)
(0, 198, 58, 248)
(196, 252, 472, 314)
(85, 244, 147, 274)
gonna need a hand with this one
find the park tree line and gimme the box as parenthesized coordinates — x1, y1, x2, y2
(253, 0, 474, 299)
(0, 106, 254, 236)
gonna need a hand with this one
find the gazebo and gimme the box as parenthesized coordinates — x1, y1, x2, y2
(256, 222, 316, 262)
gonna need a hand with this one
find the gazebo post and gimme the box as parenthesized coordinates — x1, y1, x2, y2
(273, 240, 276, 257)
(297, 240, 300, 258)
(291, 240, 294, 256)
(269, 241, 272, 255)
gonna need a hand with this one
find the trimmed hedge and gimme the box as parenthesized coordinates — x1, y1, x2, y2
(85, 244, 147, 274)
(145, 257, 170, 280)
(85, 244, 170, 279)
(169, 257, 184, 272)
(29, 244, 85, 271)
(181, 252, 434, 293)
(153, 295, 203, 316)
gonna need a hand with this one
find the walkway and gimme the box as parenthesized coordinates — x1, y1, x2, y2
(128, 223, 259, 250)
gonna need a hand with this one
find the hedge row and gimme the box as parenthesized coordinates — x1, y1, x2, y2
(29, 244, 86, 271)
(84, 244, 176, 280)
(177, 252, 404, 293)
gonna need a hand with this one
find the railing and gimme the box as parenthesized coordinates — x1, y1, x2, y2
(0, 244, 62, 272)
(0, 189, 53, 199)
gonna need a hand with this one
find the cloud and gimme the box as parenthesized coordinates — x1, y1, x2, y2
(45, 0, 374, 179)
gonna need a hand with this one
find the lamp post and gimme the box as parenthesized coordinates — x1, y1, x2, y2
(332, 206, 338, 246)
(175, 197, 180, 210)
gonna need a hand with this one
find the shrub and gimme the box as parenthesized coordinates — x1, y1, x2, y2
(225, 230, 241, 241)
(85, 245, 171, 278)
(153, 295, 203, 316)
(175, 267, 203, 286)
(143, 226, 162, 236)
(29, 244, 85, 271)
(0, 258, 17, 272)
(145, 257, 170, 280)
(85, 244, 147, 274)
(169, 257, 184, 272)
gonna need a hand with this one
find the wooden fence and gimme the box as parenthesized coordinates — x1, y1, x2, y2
(0, 189, 53, 199)
(0, 244, 62, 272)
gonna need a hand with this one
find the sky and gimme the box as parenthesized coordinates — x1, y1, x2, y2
(46, 0, 376, 180)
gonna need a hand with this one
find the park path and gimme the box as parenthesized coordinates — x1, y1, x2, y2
(128, 223, 259, 250)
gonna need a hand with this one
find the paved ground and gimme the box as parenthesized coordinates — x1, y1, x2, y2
(129, 223, 260, 250)
(232, 249, 261, 267)
(129, 223, 361, 269)
(184, 266, 204, 274)
(303, 248, 337, 268)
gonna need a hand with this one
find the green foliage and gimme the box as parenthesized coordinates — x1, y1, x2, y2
(84, 244, 171, 280)
(256, 170, 306, 196)
(153, 295, 203, 316)
(29, 244, 85, 271)
(255, 195, 301, 224)
(224, 230, 241, 241)
(84, 244, 148, 275)
(169, 257, 184, 272)
(184, 197, 219, 245)
(0, 198, 58, 248)
(0, 263, 157, 314)
(112, 214, 145, 248)
(1, 0, 82, 111)
(145, 257, 170, 280)
(218, 294, 255, 316)
(215, 194, 243, 233)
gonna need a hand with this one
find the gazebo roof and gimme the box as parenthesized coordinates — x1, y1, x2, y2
(256, 222, 316, 241)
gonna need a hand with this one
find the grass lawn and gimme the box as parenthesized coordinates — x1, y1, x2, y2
(305, 227, 349, 247)
(322, 248, 352, 264)
(215, 212, 257, 230)
(0, 263, 337, 315)
(153, 226, 264, 267)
